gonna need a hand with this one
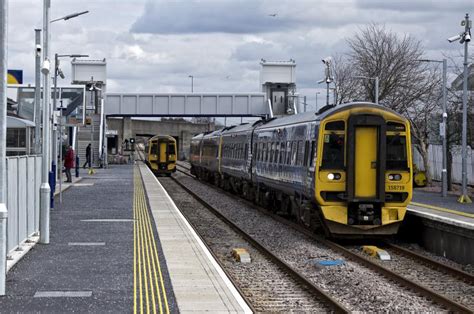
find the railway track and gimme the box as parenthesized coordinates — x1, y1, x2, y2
(174, 161, 473, 313)
(159, 176, 348, 313)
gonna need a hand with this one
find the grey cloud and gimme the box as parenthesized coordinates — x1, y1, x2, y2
(130, 1, 299, 34)
(356, 0, 472, 12)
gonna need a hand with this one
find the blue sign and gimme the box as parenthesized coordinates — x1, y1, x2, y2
(7, 69, 23, 84)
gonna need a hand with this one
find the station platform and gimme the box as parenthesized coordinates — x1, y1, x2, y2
(0, 164, 251, 313)
(410, 189, 474, 227)
(404, 189, 474, 264)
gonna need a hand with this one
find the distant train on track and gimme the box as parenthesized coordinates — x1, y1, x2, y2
(145, 135, 177, 176)
(190, 102, 413, 238)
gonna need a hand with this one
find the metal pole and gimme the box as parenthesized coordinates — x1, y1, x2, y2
(304, 96, 307, 112)
(375, 76, 379, 105)
(315, 93, 318, 111)
(190, 76, 194, 93)
(0, 0, 8, 296)
(59, 100, 63, 203)
(52, 53, 58, 182)
(459, 13, 471, 204)
(40, 0, 51, 244)
(326, 81, 330, 106)
(34, 29, 42, 154)
(442, 59, 447, 197)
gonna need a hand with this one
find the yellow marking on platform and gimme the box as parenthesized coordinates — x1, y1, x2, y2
(134, 167, 170, 314)
(410, 201, 474, 219)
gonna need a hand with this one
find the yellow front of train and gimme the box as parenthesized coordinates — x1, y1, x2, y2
(314, 105, 413, 236)
(147, 136, 177, 175)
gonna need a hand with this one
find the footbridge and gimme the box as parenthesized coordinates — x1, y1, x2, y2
(104, 93, 269, 117)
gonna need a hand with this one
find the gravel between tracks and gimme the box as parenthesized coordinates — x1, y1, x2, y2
(346, 245, 474, 309)
(159, 177, 331, 312)
(171, 172, 446, 312)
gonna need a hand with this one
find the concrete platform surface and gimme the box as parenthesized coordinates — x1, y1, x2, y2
(0, 165, 178, 313)
(413, 190, 474, 215)
(139, 164, 252, 313)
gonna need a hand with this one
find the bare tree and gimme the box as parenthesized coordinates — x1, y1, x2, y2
(346, 24, 431, 112)
(339, 23, 444, 185)
(332, 54, 362, 104)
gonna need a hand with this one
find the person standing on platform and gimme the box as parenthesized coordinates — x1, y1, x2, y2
(83, 143, 91, 169)
(64, 145, 75, 183)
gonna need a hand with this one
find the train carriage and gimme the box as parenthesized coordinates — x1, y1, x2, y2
(145, 135, 177, 176)
(189, 102, 413, 238)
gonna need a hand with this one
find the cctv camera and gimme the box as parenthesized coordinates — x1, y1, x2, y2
(35, 44, 41, 52)
(447, 34, 462, 43)
(58, 69, 65, 79)
(465, 33, 471, 42)
(322, 56, 332, 64)
(41, 59, 50, 75)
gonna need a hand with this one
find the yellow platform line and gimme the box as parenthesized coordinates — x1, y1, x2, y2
(139, 180, 163, 314)
(141, 181, 169, 314)
(134, 167, 170, 314)
(139, 181, 158, 314)
(410, 201, 474, 219)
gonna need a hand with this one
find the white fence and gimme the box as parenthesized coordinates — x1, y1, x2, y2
(413, 145, 474, 185)
(6, 155, 41, 255)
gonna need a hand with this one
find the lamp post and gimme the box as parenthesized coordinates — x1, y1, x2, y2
(34, 29, 42, 154)
(417, 58, 448, 197)
(448, 13, 472, 204)
(0, 0, 8, 296)
(353, 75, 379, 105)
(188, 75, 194, 93)
(53, 53, 88, 204)
(40, 1, 89, 244)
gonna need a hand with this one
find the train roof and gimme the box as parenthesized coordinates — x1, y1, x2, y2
(149, 135, 176, 142)
(220, 122, 258, 135)
(255, 102, 406, 130)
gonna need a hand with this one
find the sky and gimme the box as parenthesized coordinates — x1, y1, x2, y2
(6, 0, 473, 112)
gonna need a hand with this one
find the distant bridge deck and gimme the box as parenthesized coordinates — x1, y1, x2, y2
(105, 93, 268, 117)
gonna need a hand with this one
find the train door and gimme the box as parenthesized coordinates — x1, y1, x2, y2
(159, 141, 167, 163)
(354, 127, 377, 197)
(346, 114, 386, 225)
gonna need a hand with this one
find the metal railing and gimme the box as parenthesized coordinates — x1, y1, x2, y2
(6, 155, 41, 255)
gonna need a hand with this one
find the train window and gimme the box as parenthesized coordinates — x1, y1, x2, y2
(303, 141, 309, 166)
(321, 133, 345, 169)
(244, 143, 248, 160)
(280, 142, 285, 164)
(297, 141, 304, 165)
(386, 135, 407, 169)
(286, 142, 291, 165)
(309, 141, 316, 167)
(325, 121, 345, 131)
(274, 142, 279, 163)
(291, 142, 297, 165)
(272, 142, 276, 163)
(262, 143, 266, 162)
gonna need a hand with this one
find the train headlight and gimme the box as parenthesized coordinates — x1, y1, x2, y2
(388, 174, 402, 181)
(327, 173, 341, 180)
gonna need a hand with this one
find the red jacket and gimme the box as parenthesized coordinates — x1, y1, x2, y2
(64, 148, 75, 168)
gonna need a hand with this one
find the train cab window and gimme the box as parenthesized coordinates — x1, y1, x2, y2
(386, 135, 408, 169)
(168, 143, 175, 155)
(321, 133, 345, 169)
(150, 141, 158, 155)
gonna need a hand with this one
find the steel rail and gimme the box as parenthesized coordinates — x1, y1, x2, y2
(168, 175, 349, 313)
(384, 242, 474, 285)
(174, 164, 473, 313)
